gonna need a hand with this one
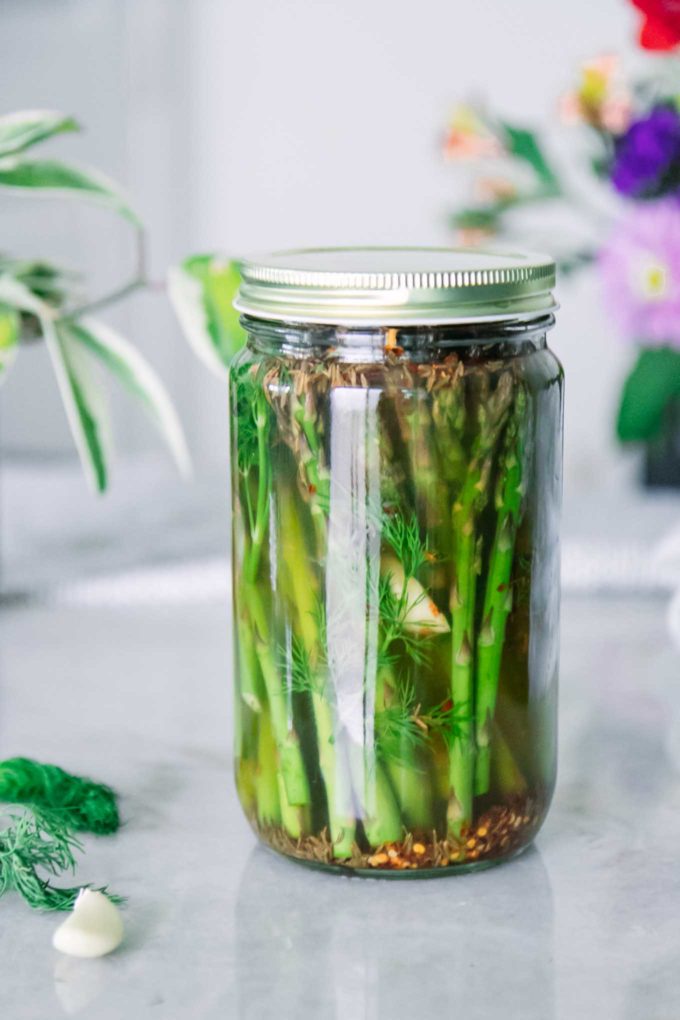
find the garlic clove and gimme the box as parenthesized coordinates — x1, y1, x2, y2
(52, 889, 124, 958)
(384, 558, 450, 636)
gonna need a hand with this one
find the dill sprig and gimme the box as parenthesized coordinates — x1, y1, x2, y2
(234, 371, 260, 474)
(375, 679, 427, 765)
(378, 573, 431, 667)
(382, 512, 427, 579)
(0, 807, 121, 912)
(416, 698, 474, 748)
(0, 758, 122, 911)
(0, 757, 119, 834)
(282, 602, 328, 696)
(286, 636, 323, 696)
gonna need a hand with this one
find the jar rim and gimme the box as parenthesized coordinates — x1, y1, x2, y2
(234, 246, 557, 326)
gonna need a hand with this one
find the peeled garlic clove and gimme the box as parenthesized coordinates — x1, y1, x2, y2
(53, 889, 124, 958)
(385, 558, 450, 636)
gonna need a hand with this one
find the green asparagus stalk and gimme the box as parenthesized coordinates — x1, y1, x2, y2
(377, 668, 433, 832)
(360, 760, 403, 846)
(475, 385, 528, 795)
(448, 370, 514, 834)
(246, 581, 310, 836)
(278, 489, 356, 858)
(233, 366, 311, 837)
(255, 711, 282, 827)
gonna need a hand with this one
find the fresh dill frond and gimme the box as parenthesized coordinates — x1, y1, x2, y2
(418, 698, 474, 748)
(233, 369, 262, 474)
(399, 632, 431, 666)
(309, 600, 327, 657)
(375, 677, 427, 765)
(382, 512, 428, 579)
(378, 573, 432, 668)
(0, 806, 122, 912)
(378, 571, 400, 628)
(0, 757, 119, 835)
(281, 636, 324, 697)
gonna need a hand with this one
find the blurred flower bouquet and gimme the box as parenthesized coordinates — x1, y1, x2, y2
(444, 0, 680, 487)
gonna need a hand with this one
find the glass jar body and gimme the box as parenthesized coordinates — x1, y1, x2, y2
(230, 317, 563, 875)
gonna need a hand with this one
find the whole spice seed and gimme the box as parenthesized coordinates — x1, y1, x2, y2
(255, 795, 540, 871)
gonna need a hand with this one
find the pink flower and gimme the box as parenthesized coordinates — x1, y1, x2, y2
(599, 200, 680, 346)
(559, 55, 632, 136)
(443, 106, 503, 161)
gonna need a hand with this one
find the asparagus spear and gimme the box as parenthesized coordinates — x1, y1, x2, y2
(268, 361, 402, 851)
(475, 385, 528, 795)
(278, 486, 356, 858)
(255, 710, 282, 827)
(448, 369, 514, 834)
(232, 365, 311, 836)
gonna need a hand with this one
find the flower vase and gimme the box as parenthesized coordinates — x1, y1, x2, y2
(644, 398, 680, 488)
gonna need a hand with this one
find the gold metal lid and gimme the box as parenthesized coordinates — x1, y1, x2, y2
(234, 246, 557, 326)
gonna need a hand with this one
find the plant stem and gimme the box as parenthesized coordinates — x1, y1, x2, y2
(449, 497, 477, 834)
(64, 226, 148, 320)
(360, 758, 403, 847)
(234, 372, 310, 837)
(448, 369, 515, 835)
(255, 710, 282, 827)
(475, 386, 528, 795)
(248, 583, 310, 823)
(244, 391, 270, 585)
(279, 488, 356, 858)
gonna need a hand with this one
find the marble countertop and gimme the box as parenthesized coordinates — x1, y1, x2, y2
(2, 593, 680, 1019)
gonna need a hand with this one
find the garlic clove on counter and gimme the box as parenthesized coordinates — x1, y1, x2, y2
(52, 889, 124, 958)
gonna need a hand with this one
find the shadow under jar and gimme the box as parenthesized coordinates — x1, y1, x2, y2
(230, 247, 563, 876)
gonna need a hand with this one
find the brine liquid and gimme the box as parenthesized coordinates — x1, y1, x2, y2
(231, 335, 562, 873)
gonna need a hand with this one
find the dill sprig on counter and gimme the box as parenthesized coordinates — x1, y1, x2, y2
(0, 758, 121, 911)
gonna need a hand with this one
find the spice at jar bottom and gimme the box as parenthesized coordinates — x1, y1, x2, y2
(230, 248, 563, 876)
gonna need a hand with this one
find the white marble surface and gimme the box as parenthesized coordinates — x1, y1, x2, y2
(1, 595, 680, 1019)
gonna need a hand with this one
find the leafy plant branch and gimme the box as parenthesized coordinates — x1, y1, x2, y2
(0, 109, 198, 493)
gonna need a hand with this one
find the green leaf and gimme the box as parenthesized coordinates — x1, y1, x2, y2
(64, 317, 191, 478)
(46, 320, 111, 493)
(451, 206, 505, 232)
(0, 272, 52, 318)
(0, 303, 20, 383)
(0, 274, 110, 491)
(0, 257, 72, 308)
(0, 110, 79, 158)
(499, 120, 560, 191)
(617, 347, 680, 443)
(167, 255, 244, 377)
(0, 159, 140, 225)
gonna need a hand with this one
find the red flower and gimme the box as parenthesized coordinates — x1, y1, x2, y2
(631, 0, 680, 50)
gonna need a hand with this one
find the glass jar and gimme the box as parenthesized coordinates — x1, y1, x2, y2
(230, 248, 563, 876)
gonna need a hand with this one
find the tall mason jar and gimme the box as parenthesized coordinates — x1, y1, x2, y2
(230, 248, 563, 875)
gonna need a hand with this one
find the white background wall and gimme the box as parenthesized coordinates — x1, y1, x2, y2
(0, 0, 642, 493)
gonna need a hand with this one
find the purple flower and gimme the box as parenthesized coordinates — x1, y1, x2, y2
(599, 199, 680, 346)
(611, 104, 680, 198)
